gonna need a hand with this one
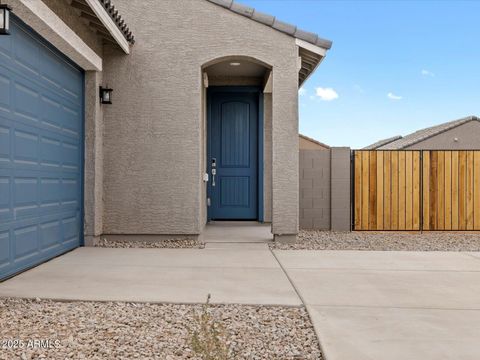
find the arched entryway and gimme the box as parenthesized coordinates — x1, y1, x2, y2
(202, 57, 273, 223)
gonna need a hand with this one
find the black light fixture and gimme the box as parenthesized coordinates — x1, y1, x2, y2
(0, 4, 12, 35)
(99, 86, 113, 104)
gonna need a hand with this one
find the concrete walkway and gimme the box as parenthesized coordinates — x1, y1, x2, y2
(0, 247, 300, 305)
(275, 250, 480, 360)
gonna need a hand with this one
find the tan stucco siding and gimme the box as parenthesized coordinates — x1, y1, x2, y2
(84, 71, 104, 241)
(271, 65, 299, 235)
(102, 0, 299, 235)
(41, 0, 103, 57)
(407, 121, 480, 150)
(264, 94, 273, 223)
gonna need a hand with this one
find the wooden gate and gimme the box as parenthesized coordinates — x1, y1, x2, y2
(423, 151, 480, 230)
(354, 151, 421, 231)
(354, 150, 480, 231)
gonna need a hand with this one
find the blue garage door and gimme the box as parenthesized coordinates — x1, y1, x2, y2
(0, 17, 84, 280)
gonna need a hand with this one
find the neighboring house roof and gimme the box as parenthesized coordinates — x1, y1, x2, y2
(299, 134, 330, 149)
(363, 135, 402, 150)
(206, 0, 332, 50)
(375, 116, 480, 150)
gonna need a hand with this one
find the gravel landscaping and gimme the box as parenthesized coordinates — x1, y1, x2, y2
(95, 237, 204, 249)
(0, 298, 322, 360)
(271, 230, 480, 251)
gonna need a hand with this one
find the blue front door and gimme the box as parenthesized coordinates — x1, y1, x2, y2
(208, 89, 258, 220)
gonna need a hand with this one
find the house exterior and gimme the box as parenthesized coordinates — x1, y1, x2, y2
(299, 134, 330, 150)
(0, 0, 331, 280)
(364, 116, 480, 150)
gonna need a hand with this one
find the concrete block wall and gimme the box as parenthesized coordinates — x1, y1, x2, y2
(299, 148, 351, 231)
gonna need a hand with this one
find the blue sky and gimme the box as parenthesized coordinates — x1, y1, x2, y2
(240, 0, 480, 148)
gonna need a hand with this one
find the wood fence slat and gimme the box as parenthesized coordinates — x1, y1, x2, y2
(376, 151, 384, 230)
(413, 151, 421, 230)
(474, 152, 480, 229)
(354, 151, 362, 230)
(361, 151, 370, 230)
(459, 151, 467, 230)
(391, 151, 399, 230)
(398, 151, 407, 229)
(451, 151, 459, 230)
(429, 151, 438, 230)
(422, 151, 430, 230)
(437, 151, 445, 230)
(444, 151, 452, 230)
(405, 151, 413, 229)
(384, 152, 392, 230)
(467, 151, 474, 230)
(369, 151, 377, 230)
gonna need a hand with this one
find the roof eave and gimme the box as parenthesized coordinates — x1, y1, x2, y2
(83, 0, 133, 54)
(297, 39, 330, 86)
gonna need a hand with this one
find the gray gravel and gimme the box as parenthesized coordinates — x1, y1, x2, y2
(0, 298, 322, 360)
(95, 237, 204, 249)
(271, 230, 480, 251)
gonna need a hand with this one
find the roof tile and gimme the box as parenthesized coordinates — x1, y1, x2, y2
(231, 2, 254, 16)
(272, 19, 297, 36)
(207, 0, 233, 8)
(205, 0, 332, 49)
(251, 11, 275, 26)
(294, 29, 319, 45)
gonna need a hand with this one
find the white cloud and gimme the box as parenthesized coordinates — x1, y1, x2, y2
(387, 92, 402, 100)
(421, 69, 435, 77)
(298, 88, 307, 96)
(315, 87, 339, 101)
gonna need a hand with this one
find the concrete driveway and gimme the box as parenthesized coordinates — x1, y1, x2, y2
(0, 247, 300, 306)
(275, 250, 480, 360)
(2, 246, 480, 360)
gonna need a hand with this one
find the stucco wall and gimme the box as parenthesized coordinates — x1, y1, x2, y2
(84, 71, 104, 242)
(102, 0, 299, 235)
(407, 121, 480, 150)
(264, 94, 273, 223)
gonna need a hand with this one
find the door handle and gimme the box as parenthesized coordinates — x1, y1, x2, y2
(211, 158, 217, 187)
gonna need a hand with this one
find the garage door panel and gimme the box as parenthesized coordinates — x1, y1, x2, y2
(14, 129, 39, 164)
(0, 231, 9, 268)
(1, 114, 82, 175)
(63, 215, 80, 243)
(41, 95, 63, 130)
(13, 224, 38, 260)
(40, 220, 61, 249)
(40, 48, 83, 101)
(0, 61, 81, 111)
(0, 17, 83, 280)
(40, 136, 62, 167)
(13, 27, 41, 77)
(0, 127, 9, 162)
(0, 74, 10, 111)
(0, 177, 10, 221)
(0, 32, 12, 58)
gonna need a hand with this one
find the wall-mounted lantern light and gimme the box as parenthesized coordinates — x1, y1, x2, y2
(99, 86, 113, 104)
(0, 4, 12, 35)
